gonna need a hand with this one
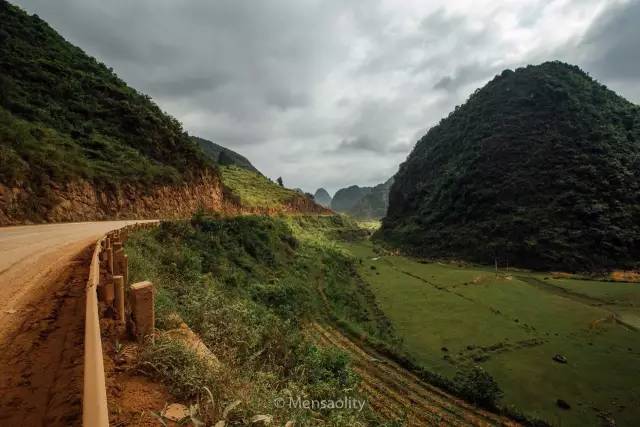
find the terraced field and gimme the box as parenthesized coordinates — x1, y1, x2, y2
(342, 240, 640, 426)
(310, 322, 517, 427)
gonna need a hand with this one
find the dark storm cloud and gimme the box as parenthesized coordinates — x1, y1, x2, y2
(10, 0, 637, 193)
(336, 135, 383, 152)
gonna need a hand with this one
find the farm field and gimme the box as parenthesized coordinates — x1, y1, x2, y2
(342, 239, 640, 426)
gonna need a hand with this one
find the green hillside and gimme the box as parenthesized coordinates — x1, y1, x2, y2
(0, 1, 211, 192)
(219, 165, 318, 211)
(192, 136, 259, 174)
(378, 61, 640, 271)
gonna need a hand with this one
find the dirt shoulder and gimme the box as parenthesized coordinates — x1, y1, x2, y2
(0, 244, 90, 426)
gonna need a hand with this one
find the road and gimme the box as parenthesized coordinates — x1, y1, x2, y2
(0, 220, 151, 426)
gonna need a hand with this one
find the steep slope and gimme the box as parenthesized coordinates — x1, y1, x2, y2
(0, 2, 328, 224)
(313, 188, 332, 208)
(192, 136, 259, 173)
(331, 185, 372, 213)
(348, 177, 393, 219)
(219, 166, 329, 215)
(378, 61, 640, 271)
(0, 1, 222, 224)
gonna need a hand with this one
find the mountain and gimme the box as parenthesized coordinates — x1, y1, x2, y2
(331, 185, 372, 213)
(192, 136, 259, 174)
(0, 2, 327, 224)
(0, 1, 210, 186)
(313, 188, 332, 208)
(378, 61, 640, 271)
(348, 177, 393, 219)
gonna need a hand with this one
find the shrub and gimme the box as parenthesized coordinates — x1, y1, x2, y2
(454, 366, 503, 408)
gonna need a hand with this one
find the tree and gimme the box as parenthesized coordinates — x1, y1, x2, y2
(276, 177, 283, 187)
(217, 150, 233, 166)
(454, 366, 503, 408)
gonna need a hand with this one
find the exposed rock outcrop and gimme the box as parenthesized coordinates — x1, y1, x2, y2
(0, 171, 224, 226)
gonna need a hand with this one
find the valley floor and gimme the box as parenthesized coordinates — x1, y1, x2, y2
(309, 322, 516, 426)
(342, 239, 640, 426)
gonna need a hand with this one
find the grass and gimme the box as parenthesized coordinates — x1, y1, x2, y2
(342, 239, 640, 426)
(219, 166, 303, 209)
(125, 214, 394, 426)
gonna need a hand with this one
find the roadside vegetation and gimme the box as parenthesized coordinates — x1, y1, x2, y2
(125, 212, 640, 426)
(125, 214, 394, 426)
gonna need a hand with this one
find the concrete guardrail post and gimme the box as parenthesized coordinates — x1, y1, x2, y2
(130, 281, 154, 343)
(103, 280, 114, 306)
(123, 254, 129, 286)
(113, 248, 124, 276)
(106, 246, 114, 275)
(113, 275, 125, 323)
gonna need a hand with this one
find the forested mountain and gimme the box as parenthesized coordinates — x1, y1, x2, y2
(313, 188, 332, 208)
(330, 185, 372, 213)
(0, 1, 211, 191)
(378, 61, 640, 271)
(348, 177, 393, 219)
(0, 1, 325, 224)
(192, 136, 259, 174)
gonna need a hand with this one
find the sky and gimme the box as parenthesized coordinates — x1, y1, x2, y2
(12, 0, 640, 195)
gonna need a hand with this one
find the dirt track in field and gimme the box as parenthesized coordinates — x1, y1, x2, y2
(0, 221, 151, 426)
(310, 322, 519, 427)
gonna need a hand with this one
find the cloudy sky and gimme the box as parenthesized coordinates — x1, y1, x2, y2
(12, 0, 640, 194)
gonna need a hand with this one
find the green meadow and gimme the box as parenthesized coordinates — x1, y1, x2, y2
(342, 239, 640, 426)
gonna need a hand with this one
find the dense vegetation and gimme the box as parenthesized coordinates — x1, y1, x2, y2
(125, 215, 394, 425)
(0, 1, 211, 191)
(379, 61, 640, 271)
(192, 136, 259, 174)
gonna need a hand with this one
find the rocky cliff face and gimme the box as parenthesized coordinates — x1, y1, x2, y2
(0, 171, 225, 226)
(0, 171, 331, 226)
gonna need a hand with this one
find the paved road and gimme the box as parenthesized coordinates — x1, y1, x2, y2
(0, 220, 153, 425)
(0, 220, 151, 338)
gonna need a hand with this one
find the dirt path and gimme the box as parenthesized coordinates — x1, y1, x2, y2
(0, 220, 152, 426)
(309, 322, 519, 427)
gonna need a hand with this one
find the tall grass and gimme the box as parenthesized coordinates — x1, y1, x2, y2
(126, 214, 394, 426)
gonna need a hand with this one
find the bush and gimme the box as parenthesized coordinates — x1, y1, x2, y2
(454, 366, 503, 408)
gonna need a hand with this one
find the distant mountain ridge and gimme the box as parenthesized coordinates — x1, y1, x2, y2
(313, 188, 332, 208)
(192, 136, 259, 174)
(378, 61, 640, 271)
(331, 185, 372, 212)
(348, 177, 393, 219)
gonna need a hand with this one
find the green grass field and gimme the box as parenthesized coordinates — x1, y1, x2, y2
(219, 165, 302, 209)
(342, 240, 640, 426)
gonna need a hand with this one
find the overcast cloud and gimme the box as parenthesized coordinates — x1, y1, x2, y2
(12, 0, 640, 194)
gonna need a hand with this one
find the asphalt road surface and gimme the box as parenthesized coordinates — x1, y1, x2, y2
(0, 220, 151, 426)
